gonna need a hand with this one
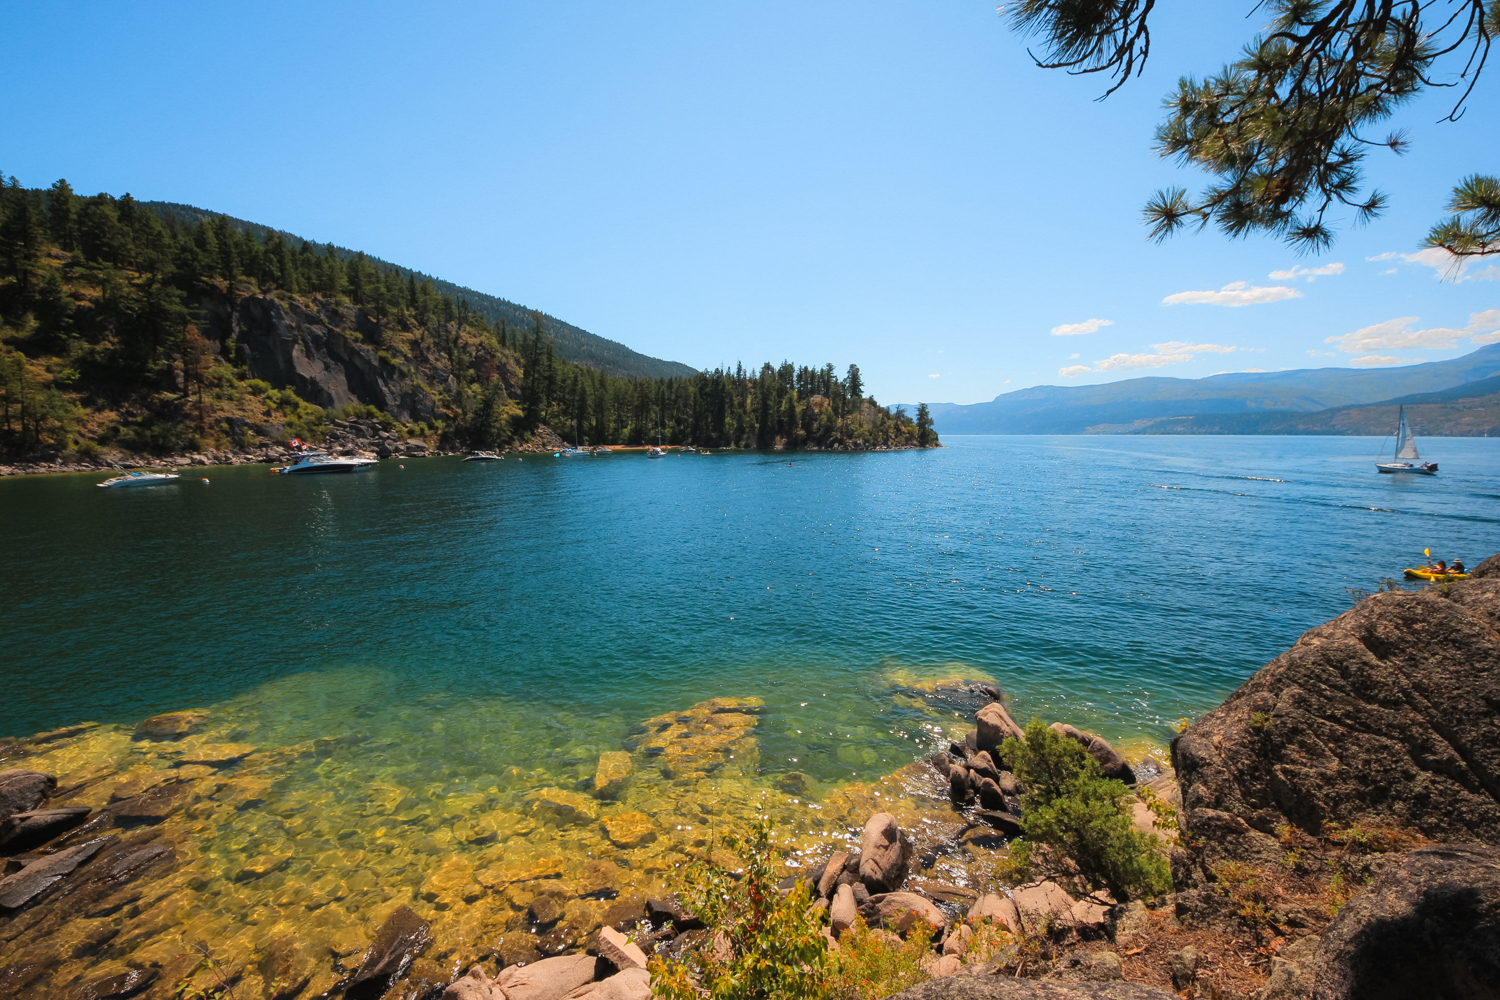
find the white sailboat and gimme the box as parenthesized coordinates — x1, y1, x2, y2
(1376, 405, 1438, 475)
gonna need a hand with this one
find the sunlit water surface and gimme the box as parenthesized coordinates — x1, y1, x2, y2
(2, 436, 1496, 991)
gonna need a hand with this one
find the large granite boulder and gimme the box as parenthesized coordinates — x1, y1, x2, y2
(976, 703, 1025, 754)
(1312, 843, 1500, 999)
(1172, 576, 1500, 876)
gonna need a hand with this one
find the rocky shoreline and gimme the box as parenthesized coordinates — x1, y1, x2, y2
(4, 556, 1499, 999)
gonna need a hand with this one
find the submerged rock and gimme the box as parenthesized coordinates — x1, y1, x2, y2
(592, 752, 632, 799)
(345, 905, 433, 1000)
(132, 710, 208, 741)
(0, 806, 91, 854)
(0, 836, 110, 910)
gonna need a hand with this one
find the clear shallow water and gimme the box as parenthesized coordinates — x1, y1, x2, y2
(3, 436, 1497, 992)
(4, 435, 1498, 759)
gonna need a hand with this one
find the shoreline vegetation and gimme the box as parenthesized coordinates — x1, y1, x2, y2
(4, 555, 1497, 998)
(0, 176, 938, 470)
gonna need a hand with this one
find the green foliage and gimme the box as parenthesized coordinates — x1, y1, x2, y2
(1008, 1, 1497, 251)
(999, 718, 1170, 900)
(827, 921, 931, 1000)
(650, 811, 830, 1000)
(1426, 174, 1500, 260)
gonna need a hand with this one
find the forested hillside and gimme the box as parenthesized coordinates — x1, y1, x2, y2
(140, 200, 696, 380)
(0, 174, 935, 462)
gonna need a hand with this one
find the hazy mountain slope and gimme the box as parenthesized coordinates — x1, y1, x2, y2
(1128, 375, 1500, 437)
(142, 201, 698, 380)
(913, 344, 1500, 434)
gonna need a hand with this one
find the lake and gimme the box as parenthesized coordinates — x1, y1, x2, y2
(2, 435, 1496, 989)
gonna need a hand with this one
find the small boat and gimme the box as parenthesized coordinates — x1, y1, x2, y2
(276, 450, 377, 475)
(97, 470, 180, 489)
(561, 447, 587, 457)
(594, 447, 613, 455)
(678, 445, 697, 455)
(464, 451, 503, 462)
(647, 447, 665, 459)
(1403, 567, 1470, 581)
(1377, 406, 1437, 475)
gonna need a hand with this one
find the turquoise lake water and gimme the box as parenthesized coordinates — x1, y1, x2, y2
(3, 435, 1497, 777)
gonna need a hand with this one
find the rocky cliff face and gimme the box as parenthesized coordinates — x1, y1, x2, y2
(200, 294, 451, 424)
(1172, 577, 1500, 876)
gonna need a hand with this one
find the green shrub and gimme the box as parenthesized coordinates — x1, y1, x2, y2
(650, 811, 829, 1000)
(827, 921, 930, 1000)
(244, 379, 272, 396)
(999, 719, 1170, 901)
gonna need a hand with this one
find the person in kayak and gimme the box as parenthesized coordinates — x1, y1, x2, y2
(1432, 559, 1450, 574)
(1451, 559, 1466, 574)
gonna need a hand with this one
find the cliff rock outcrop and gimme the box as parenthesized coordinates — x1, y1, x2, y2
(1172, 576, 1500, 879)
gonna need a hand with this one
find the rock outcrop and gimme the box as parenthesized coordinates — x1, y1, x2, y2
(1312, 843, 1500, 999)
(1048, 724, 1135, 784)
(882, 978, 1177, 999)
(1173, 578, 1500, 875)
(0, 769, 54, 822)
(859, 812, 912, 894)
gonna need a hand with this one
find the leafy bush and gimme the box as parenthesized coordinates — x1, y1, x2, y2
(650, 812, 829, 1000)
(244, 379, 272, 396)
(827, 921, 931, 1000)
(999, 719, 1170, 901)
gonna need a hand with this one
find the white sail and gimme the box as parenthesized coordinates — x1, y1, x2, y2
(1395, 405, 1420, 460)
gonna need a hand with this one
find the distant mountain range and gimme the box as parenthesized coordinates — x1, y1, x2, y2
(906, 344, 1500, 436)
(143, 201, 698, 381)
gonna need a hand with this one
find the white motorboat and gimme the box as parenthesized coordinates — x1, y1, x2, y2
(464, 451, 503, 462)
(276, 450, 377, 475)
(646, 447, 665, 459)
(97, 470, 180, 489)
(1376, 406, 1438, 475)
(594, 446, 613, 455)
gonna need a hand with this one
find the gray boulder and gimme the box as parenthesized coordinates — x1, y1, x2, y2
(498, 954, 600, 1000)
(1048, 724, 1136, 784)
(859, 813, 911, 893)
(830, 883, 858, 935)
(0, 770, 54, 822)
(976, 703, 1025, 753)
(0, 806, 92, 854)
(1312, 843, 1500, 1000)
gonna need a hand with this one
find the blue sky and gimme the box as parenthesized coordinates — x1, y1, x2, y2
(2, 1, 1496, 405)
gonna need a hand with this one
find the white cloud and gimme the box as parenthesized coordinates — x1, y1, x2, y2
(1269, 262, 1345, 282)
(1162, 281, 1303, 307)
(1152, 341, 1238, 355)
(1306, 350, 1338, 357)
(1095, 351, 1194, 371)
(1051, 317, 1114, 336)
(1068, 353, 1079, 359)
(1326, 311, 1500, 354)
(1241, 368, 1267, 373)
(1381, 268, 1398, 275)
(928, 373, 940, 378)
(1367, 247, 1500, 282)
(1061, 340, 1242, 375)
(1350, 355, 1426, 367)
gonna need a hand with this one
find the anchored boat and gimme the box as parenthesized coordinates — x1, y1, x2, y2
(276, 450, 377, 475)
(97, 470, 181, 489)
(1376, 406, 1437, 475)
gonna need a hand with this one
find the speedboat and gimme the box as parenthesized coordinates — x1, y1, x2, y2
(678, 446, 696, 455)
(1376, 406, 1437, 475)
(647, 447, 665, 459)
(276, 451, 377, 475)
(464, 451, 503, 462)
(97, 470, 180, 489)
(594, 447, 613, 455)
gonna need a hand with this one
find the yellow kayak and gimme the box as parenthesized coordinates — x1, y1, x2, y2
(1404, 568, 1470, 581)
